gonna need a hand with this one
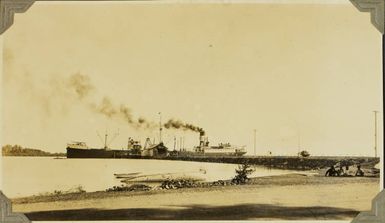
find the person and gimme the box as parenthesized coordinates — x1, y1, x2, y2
(337, 166, 345, 176)
(325, 166, 337, 176)
(343, 165, 351, 176)
(355, 165, 364, 177)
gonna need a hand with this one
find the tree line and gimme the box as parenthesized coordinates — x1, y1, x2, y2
(2, 144, 66, 157)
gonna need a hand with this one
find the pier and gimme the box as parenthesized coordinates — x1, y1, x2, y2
(150, 155, 379, 171)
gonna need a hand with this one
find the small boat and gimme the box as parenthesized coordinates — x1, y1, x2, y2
(114, 172, 141, 178)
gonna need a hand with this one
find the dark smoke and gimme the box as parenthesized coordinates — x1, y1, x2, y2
(138, 118, 146, 124)
(119, 104, 134, 124)
(5, 59, 204, 133)
(70, 75, 205, 133)
(91, 97, 118, 118)
(89, 97, 158, 129)
(90, 97, 134, 124)
(89, 97, 205, 133)
(164, 119, 205, 134)
(67, 73, 94, 99)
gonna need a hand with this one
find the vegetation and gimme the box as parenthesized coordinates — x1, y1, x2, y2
(232, 163, 255, 184)
(43, 185, 86, 196)
(52, 185, 86, 195)
(2, 144, 66, 157)
(299, 150, 310, 158)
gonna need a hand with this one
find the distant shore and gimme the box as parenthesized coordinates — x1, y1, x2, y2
(2, 145, 66, 157)
(13, 173, 380, 221)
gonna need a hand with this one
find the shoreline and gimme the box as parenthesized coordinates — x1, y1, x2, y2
(12, 173, 380, 220)
(11, 167, 378, 203)
(13, 173, 312, 203)
(7, 156, 381, 221)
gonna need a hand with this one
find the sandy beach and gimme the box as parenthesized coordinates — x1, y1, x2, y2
(12, 174, 380, 221)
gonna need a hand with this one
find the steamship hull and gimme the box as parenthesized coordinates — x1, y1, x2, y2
(66, 147, 130, 159)
(203, 149, 247, 156)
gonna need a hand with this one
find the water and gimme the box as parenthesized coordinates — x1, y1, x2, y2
(2, 157, 300, 198)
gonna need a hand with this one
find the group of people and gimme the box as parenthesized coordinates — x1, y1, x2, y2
(325, 164, 364, 177)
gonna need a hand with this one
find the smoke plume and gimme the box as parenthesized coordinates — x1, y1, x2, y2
(164, 119, 205, 134)
(67, 73, 94, 100)
(89, 97, 157, 129)
(5, 54, 204, 133)
(65, 75, 205, 133)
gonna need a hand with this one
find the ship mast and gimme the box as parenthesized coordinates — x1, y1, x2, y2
(373, 110, 379, 158)
(253, 129, 257, 156)
(97, 130, 108, 150)
(97, 129, 119, 150)
(297, 129, 301, 157)
(159, 112, 163, 143)
(104, 131, 108, 149)
(127, 137, 132, 150)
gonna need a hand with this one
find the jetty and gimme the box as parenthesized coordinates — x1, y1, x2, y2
(149, 155, 379, 171)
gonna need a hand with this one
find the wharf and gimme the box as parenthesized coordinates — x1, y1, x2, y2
(150, 155, 379, 171)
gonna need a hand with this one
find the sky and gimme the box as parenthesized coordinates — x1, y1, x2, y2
(1, 1, 383, 156)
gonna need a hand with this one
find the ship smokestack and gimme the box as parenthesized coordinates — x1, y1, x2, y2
(199, 131, 205, 147)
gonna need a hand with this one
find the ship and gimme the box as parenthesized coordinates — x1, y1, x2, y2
(66, 140, 131, 159)
(66, 133, 169, 159)
(67, 114, 244, 158)
(192, 132, 247, 156)
(67, 129, 135, 159)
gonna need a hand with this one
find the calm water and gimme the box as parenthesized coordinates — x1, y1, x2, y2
(2, 157, 299, 198)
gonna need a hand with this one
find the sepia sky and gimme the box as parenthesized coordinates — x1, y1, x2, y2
(1, 1, 383, 156)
